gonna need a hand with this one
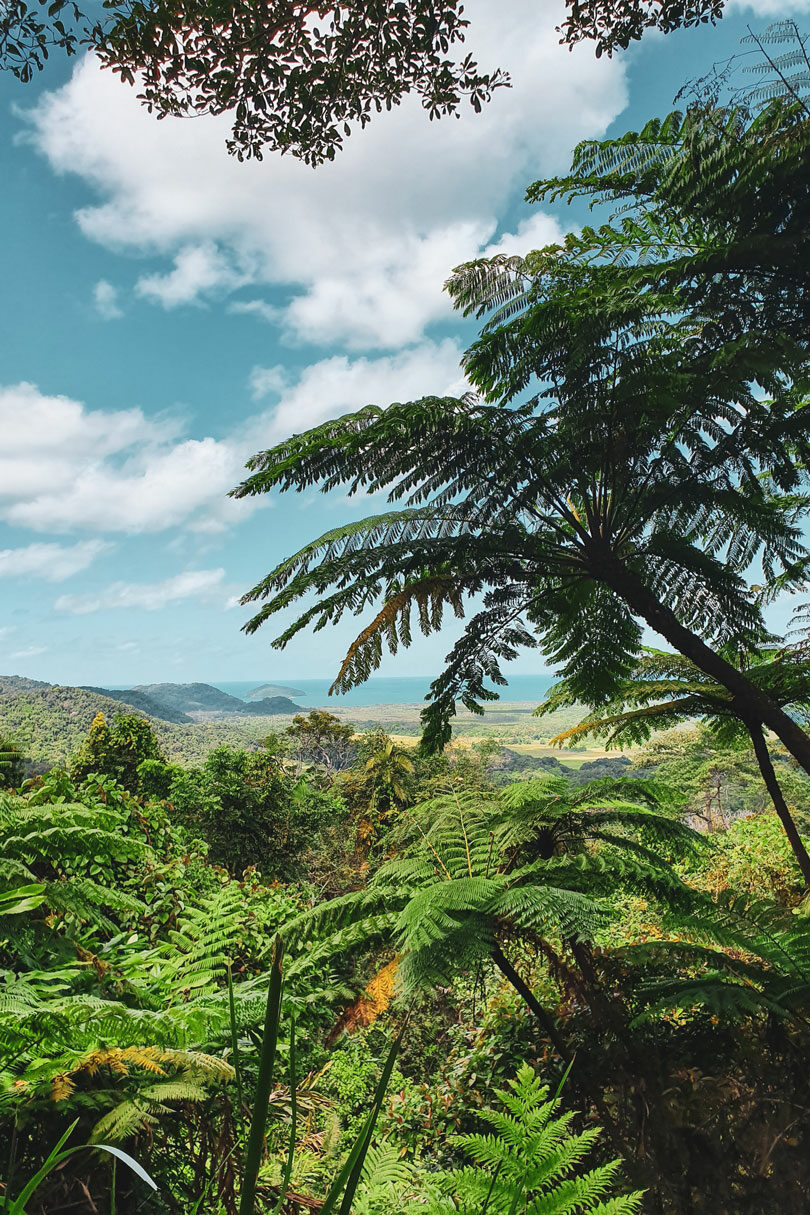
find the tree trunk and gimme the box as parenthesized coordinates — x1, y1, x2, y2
(491, 943, 572, 1062)
(490, 942, 650, 1188)
(747, 722, 810, 886)
(595, 554, 810, 778)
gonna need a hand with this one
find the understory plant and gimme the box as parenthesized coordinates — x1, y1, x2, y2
(425, 1063, 643, 1214)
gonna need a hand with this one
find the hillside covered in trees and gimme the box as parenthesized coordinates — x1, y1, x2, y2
(0, 678, 306, 768)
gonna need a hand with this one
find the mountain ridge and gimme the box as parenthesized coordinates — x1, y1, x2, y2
(0, 676, 305, 769)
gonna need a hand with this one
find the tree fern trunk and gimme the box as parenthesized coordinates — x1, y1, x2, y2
(596, 555, 810, 779)
(491, 943, 645, 1183)
(747, 723, 810, 886)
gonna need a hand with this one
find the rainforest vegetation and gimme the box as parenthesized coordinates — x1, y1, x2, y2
(3, 20, 810, 1215)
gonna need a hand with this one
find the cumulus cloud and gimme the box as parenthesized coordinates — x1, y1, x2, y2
(0, 381, 247, 535)
(0, 343, 465, 538)
(137, 241, 248, 308)
(483, 213, 568, 258)
(93, 279, 123, 319)
(20, 0, 627, 351)
(55, 568, 227, 614)
(0, 540, 111, 581)
(249, 339, 468, 442)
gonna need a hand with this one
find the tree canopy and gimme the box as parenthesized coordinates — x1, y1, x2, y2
(232, 94, 810, 870)
(2, 0, 772, 163)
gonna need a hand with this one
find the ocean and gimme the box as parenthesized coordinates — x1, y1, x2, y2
(214, 673, 555, 707)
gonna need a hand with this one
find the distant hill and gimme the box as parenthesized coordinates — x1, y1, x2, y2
(0, 684, 159, 767)
(240, 696, 302, 715)
(131, 682, 254, 713)
(130, 681, 301, 716)
(0, 679, 306, 770)
(244, 682, 305, 701)
(0, 675, 52, 695)
(80, 686, 192, 724)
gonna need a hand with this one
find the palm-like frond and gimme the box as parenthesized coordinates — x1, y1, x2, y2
(621, 889, 810, 1025)
(539, 645, 810, 747)
(285, 780, 701, 1000)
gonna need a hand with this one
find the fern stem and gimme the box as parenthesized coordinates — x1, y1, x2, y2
(491, 944, 570, 1060)
(748, 722, 810, 886)
(3, 1114, 20, 1210)
(239, 934, 284, 1215)
(454, 789, 473, 877)
(491, 943, 634, 1171)
(227, 961, 245, 1119)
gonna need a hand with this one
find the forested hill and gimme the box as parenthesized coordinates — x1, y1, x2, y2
(131, 681, 303, 716)
(0, 684, 165, 766)
(79, 686, 192, 724)
(0, 675, 51, 694)
(0, 676, 306, 768)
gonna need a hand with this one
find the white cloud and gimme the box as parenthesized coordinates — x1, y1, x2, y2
(229, 298, 282, 324)
(10, 646, 48, 660)
(250, 339, 468, 442)
(0, 344, 464, 539)
(55, 568, 227, 614)
(137, 241, 248, 308)
(0, 540, 111, 581)
(94, 279, 123, 319)
(249, 365, 289, 401)
(20, 0, 627, 350)
(483, 213, 568, 258)
(729, 0, 810, 12)
(0, 381, 247, 535)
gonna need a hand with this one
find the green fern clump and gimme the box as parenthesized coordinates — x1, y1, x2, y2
(425, 1064, 643, 1215)
(285, 777, 702, 996)
(352, 1141, 426, 1215)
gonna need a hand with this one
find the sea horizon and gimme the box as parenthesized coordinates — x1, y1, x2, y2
(212, 673, 556, 707)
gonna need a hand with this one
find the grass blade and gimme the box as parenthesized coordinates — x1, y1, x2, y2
(227, 960, 245, 1118)
(9, 1120, 79, 1210)
(239, 934, 284, 1215)
(8, 1130, 156, 1214)
(272, 1016, 297, 1215)
(321, 1015, 408, 1215)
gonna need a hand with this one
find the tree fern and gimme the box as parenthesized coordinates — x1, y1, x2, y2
(537, 645, 810, 883)
(285, 778, 703, 1020)
(623, 888, 810, 1026)
(121, 881, 250, 1004)
(233, 244, 810, 772)
(425, 1063, 643, 1214)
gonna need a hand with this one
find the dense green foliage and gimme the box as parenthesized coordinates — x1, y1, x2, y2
(4, 704, 810, 1213)
(1, 0, 508, 164)
(0, 0, 739, 165)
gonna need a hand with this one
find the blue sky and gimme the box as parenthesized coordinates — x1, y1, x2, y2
(0, 0, 803, 687)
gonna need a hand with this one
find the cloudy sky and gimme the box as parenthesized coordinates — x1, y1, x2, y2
(0, 0, 804, 687)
